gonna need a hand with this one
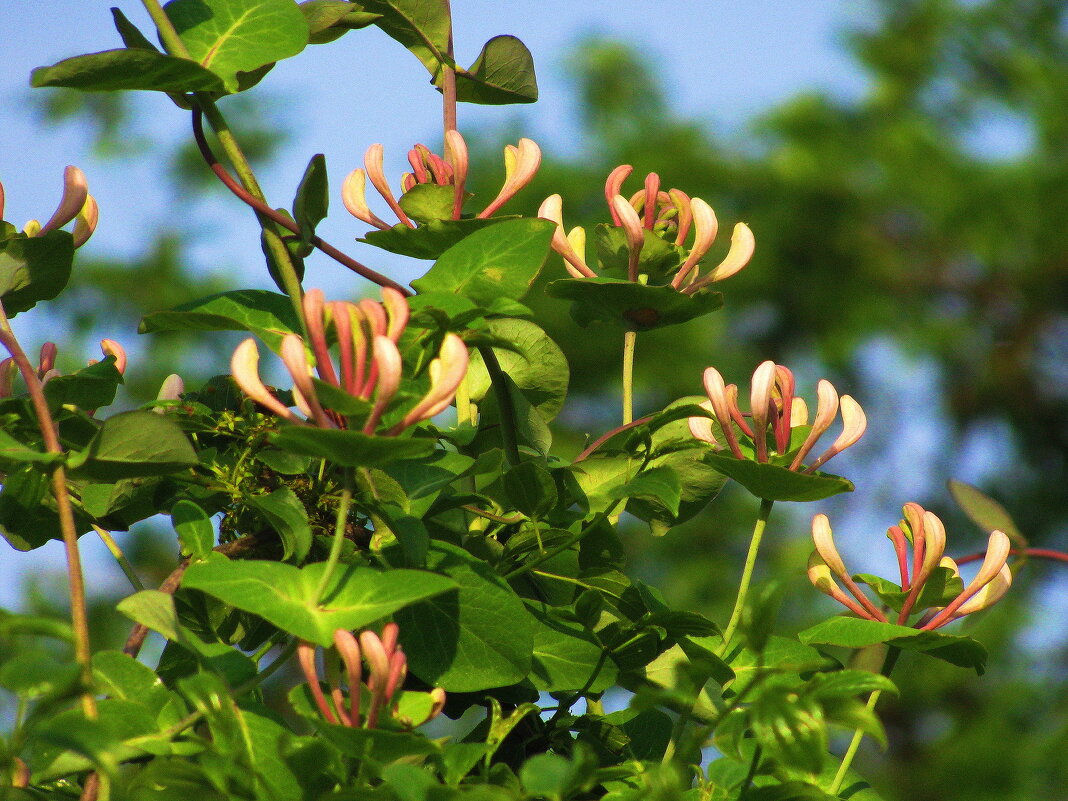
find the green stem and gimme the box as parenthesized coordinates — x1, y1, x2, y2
(739, 745, 763, 798)
(0, 306, 95, 721)
(478, 345, 521, 466)
(503, 503, 621, 581)
(312, 468, 354, 606)
(829, 647, 900, 795)
(140, 0, 190, 57)
(91, 525, 144, 592)
(717, 498, 774, 658)
(621, 330, 636, 425)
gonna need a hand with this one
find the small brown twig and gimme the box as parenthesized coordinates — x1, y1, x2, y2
(190, 108, 410, 296)
(572, 415, 652, 463)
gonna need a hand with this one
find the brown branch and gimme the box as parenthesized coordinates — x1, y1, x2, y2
(121, 533, 266, 658)
(573, 415, 652, 463)
(191, 108, 411, 296)
(0, 316, 96, 720)
(955, 546, 1068, 566)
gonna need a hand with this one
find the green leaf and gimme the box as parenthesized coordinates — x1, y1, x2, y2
(164, 0, 308, 92)
(449, 35, 538, 105)
(545, 277, 724, 331)
(70, 410, 198, 481)
(0, 467, 61, 551)
(394, 541, 536, 691)
(805, 670, 898, 700)
(361, 216, 510, 259)
(609, 466, 682, 517)
(398, 183, 458, 224)
(503, 461, 558, 520)
(270, 426, 435, 467)
(0, 429, 61, 466)
(465, 318, 569, 421)
(138, 289, 300, 352)
(363, 0, 450, 78)
(411, 218, 555, 305)
(293, 153, 328, 245)
(0, 231, 74, 316)
(750, 681, 828, 775)
(527, 602, 616, 693)
(31, 49, 227, 93)
(798, 617, 988, 674)
(247, 485, 312, 561)
(948, 478, 1025, 543)
(171, 499, 215, 559)
(702, 453, 854, 502)
(92, 651, 173, 716)
(301, 0, 380, 43)
(116, 591, 257, 684)
(111, 8, 161, 52)
(182, 553, 456, 646)
(42, 357, 124, 412)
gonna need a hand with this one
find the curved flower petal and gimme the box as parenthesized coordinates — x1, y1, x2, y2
(72, 194, 99, 248)
(395, 333, 469, 432)
(672, 197, 718, 288)
(749, 360, 776, 462)
(342, 169, 390, 230)
(364, 144, 414, 228)
(39, 166, 88, 235)
(479, 138, 541, 218)
(231, 338, 302, 424)
(685, 223, 755, 293)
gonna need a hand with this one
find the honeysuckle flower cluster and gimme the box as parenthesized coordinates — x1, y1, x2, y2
(297, 624, 446, 730)
(342, 131, 541, 228)
(1, 166, 98, 248)
(231, 287, 468, 435)
(688, 360, 866, 472)
(0, 339, 126, 398)
(808, 505, 1013, 630)
(539, 165, 755, 289)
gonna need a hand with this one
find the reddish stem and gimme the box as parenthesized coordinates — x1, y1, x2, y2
(191, 109, 410, 296)
(955, 547, 1068, 566)
(573, 415, 652, 463)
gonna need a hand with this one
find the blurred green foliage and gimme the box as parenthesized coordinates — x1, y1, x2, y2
(15, 0, 1067, 797)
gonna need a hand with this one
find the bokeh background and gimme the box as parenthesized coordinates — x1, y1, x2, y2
(1, 1, 1066, 798)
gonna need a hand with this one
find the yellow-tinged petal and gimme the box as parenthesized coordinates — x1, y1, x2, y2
(382, 287, 410, 342)
(672, 197, 719, 288)
(364, 336, 402, 433)
(364, 144, 414, 227)
(811, 513, 849, 579)
(39, 166, 88, 235)
(231, 338, 301, 423)
(72, 195, 98, 248)
(749, 360, 776, 462)
(688, 399, 718, 445)
(955, 563, 1012, 616)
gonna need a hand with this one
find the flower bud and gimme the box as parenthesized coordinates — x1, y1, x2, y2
(364, 144, 414, 227)
(231, 338, 302, 424)
(99, 339, 127, 375)
(72, 195, 98, 248)
(395, 333, 469, 432)
(479, 138, 542, 218)
(39, 166, 88, 235)
(342, 169, 390, 229)
(672, 197, 719, 288)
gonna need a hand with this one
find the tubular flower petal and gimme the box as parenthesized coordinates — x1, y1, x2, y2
(685, 223, 756, 293)
(687, 400, 718, 446)
(39, 166, 88, 235)
(72, 195, 99, 248)
(342, 169, 390, 230)
(479, 138, 542, 219)
(790, 380, 839, 469)
(672, 197, 719, 288)
(39, 342, 58, 376)
(953, 564, 1012, 617)
(0, 180, 5, 220)
(155, 374, 185, 403)
(790, 397, 809, 427)
(363, 336, 402, 433)
(811, 513, 848, 579)
(923, 530, 1012, 629)
(539, 194, 595, 278)
(382, 287, 410, 342)
(99, 339, 127, 374)
(303, 289, 338, 386)
(611, 194, 645, 282)
(231, 339, 303, 424)
(281, 334, 334, 428)
(700, 366, 744, 458)
(364, 144, 414, 228)
(604, 165, 634, 224)
(808, 395, 866, 472)
(444, 129, 469, 219)
(807, 553, 878, 620)
(395, 333, 469, 432)
(749, 360, 777, 463)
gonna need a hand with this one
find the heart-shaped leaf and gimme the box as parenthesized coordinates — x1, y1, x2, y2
(703, 453, 854, 503)
(546, 277, 724, 331)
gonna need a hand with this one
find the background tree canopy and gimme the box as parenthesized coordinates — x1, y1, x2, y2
(4, 1, 1066, 798)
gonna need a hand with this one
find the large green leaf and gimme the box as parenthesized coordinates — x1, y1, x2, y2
(948, 478, 1025, 543)
(182, 554, 456, 646)
(411, 218, 555, 306)
(31, 49, 227, 93)
(363, 0, 450, 77)
(395, 541, 535, 691)
(545, 277, 724, 331)
(0, 429, 62, 467)
(448, 35, 538, 105)
(138, 289, 300, 351)
(465, 318, 569, 421)
(164, 0, 308, 92)
(293, 153, 328, 246)
(69, 411, 198, 481)
(798, 617, 988, 674)
(361, 217, 511, 259)
(42, 358, 124, 412)
(271, 427, 435, 467)
(246, 485, 311, 561)
(171, 500, 215, 560)
(0, 232, 75, 316)
(0, 467, 62, 551)
(703, 453, 853, 503)
(527, 602, 616, 693)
